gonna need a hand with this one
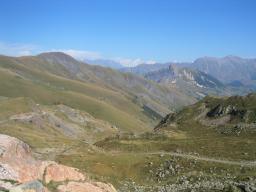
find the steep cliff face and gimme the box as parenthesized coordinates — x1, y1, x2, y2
(0, 134, 116, 192)
(145, 64, 224, 89)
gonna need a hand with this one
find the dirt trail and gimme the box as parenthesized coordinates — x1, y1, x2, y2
(35, 141, 256, 168)
(55, 140, 256, 167)
(145, 151, 256, 167)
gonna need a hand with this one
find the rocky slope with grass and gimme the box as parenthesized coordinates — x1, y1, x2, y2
(155, 93, 256, 135)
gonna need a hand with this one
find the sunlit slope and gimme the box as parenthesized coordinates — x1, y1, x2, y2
(37, 52, 196, 113)
(0, 53, 196, 130)
(0, 58, 150, 132)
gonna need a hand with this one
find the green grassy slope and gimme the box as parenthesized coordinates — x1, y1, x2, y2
(0, 53, 199, 132)
(0, 67, 149, 132)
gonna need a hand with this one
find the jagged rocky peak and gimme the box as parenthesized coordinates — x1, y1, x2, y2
(168, 64, 179, 77)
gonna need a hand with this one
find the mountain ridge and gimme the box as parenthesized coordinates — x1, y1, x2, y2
(191, 55, 256, 85)
(0, 52, 198, 133)
(122, 55, 256, 85)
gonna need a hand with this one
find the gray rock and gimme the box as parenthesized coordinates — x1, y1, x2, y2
(237, 184, 256, 192)
(0, 147, 5, 157)
(10, 180, 44, 192)
(0, 164, 18, 181)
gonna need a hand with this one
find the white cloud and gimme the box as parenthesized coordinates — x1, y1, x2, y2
(53, 49, 156, 67)
(52, 49, 102, 60)
(0, 42, 37, 56)
(145, 60, 157, 65)
(0, 43, 157, 67)
(114, 57, 156, 67)
(0, 40, 159, 67)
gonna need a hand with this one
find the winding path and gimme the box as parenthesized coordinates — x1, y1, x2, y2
(144, 151, 256, 167)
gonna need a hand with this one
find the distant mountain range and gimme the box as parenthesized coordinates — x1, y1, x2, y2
(83, 55, 256, 102)
(120, 63, 170, 75)
(84, 55, 256, 91)
(83, 59, 124, 69)
(145, 64, 223, 88)
(120, 62, 191, 75)
(144, 64, 227, 98)
(191, 56, 256, 88)
(121, 55, 256, 93)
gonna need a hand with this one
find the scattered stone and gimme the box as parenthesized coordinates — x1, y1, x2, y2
(237, 183, 256, 192)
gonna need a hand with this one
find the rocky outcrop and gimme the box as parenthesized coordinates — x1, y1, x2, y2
(57, 181, 117, 192)
(44, 163, 86, 184)
(154, 113, 176, 131)
(206, 104, 246, 119)
(0, 134, 116, 192)
(0, 134, 42, 183)
(155, 94, 256, 136)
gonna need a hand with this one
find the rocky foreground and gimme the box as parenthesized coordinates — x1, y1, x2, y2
(0, 134, 116, 192)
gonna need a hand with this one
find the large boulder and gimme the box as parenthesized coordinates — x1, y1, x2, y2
(0, 134, 44, 182)
(44, 163, 86, 184)
(0, 134, 116, 192)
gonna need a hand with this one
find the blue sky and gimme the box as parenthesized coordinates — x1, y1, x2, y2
(0, 0, 255, 66)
